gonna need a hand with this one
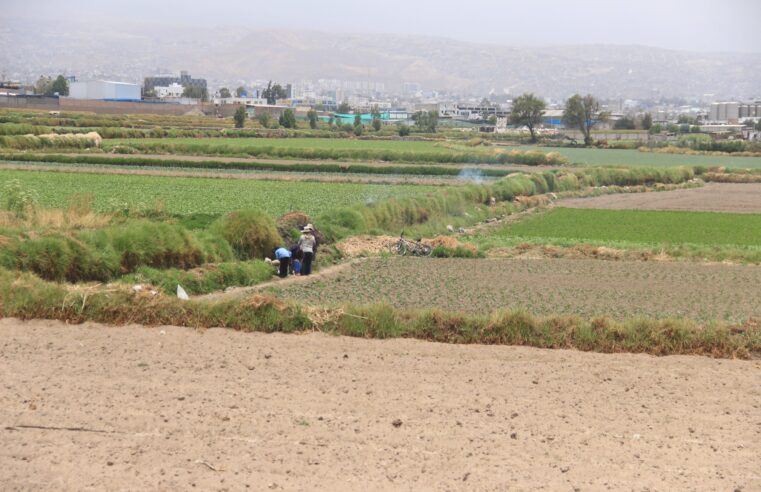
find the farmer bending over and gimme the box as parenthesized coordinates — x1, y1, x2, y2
(274, 246, 292, 278)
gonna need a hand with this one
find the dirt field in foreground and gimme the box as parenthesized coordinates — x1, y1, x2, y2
(2, 319, 759, 491)
(560, 183, 761, 213)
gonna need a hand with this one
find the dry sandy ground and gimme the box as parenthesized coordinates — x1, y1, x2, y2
(2, 318, 760, 491)
(560, 183, 761, 213)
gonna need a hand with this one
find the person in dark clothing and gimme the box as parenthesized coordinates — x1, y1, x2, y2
(274, 247, 291, 278)
(289, 244, 302, 275)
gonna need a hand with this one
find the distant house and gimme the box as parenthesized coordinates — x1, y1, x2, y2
(144, 71, 207, 94)
(155, 83, 184, 99)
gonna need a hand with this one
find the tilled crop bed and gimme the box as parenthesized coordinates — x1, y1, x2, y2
(560, 182, 761, 213)
(275, 257, 761, 322)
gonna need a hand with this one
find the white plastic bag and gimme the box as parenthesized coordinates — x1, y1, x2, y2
(176, 284, 190, 301)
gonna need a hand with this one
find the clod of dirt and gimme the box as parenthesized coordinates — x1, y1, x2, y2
(343, 354, 348, 359)
(264, 354, 272, 359)
(392, 419, 403, 428)
(510, 432, 518, 439)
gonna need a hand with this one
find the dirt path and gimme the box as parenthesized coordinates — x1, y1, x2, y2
(560, 182, 761, 213)
(1, 318, 759, 490)
(195, 259, 366, 302)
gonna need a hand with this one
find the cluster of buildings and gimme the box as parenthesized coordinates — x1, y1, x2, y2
(2, 69, 759, 139)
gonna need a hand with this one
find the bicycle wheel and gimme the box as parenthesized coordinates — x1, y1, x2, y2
(389, 241, 407, 256)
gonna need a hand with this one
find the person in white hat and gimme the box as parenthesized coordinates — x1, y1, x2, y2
(298, 224, 317, 275)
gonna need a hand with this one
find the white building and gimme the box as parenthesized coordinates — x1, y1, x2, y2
(69, 80, 141, 100)
(155, 83, 184, 99)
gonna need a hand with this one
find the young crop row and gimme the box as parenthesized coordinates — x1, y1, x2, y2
(2, 153, 517, 178)
(274, 256, 761, 323)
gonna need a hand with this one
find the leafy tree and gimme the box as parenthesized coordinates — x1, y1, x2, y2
(337, 101, 352, 114)
(257, 112, 271, 128)
(412, 110, 438, 133)
(690, 125, 702, 133)
(756, 120, 761, 132)
(649, 123, 663, 135)
(262, 81, 288, 104)
(562, 94, 608, 146)
(613, 116, 636, 130)
(509, 93, 545, 142)
(353, 124, 363, 136)
(278, 109, 297, 129)
(642, 113, 653, 130)
(34, 76, 53, 95)
(235, 86, 247, 97)
(50, 75, 69, 96)
(398, 125, 411, 137)
(354, 110, 362, 127)
(182, 85, 208, 101)
(677, 115, 697, 125)
(487, 115, 498, 126)
(307, 109, 318, 129)
(372, 118, 382, 131)
(35, 75, 69, 96)
(219, 87, 232, 98)
(233, 106, 246, 128)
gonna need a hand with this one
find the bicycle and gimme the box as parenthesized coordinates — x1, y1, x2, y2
(388, 233, 432, 257)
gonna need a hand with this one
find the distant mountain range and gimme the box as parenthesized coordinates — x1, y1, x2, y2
(2, 18, 759, 100)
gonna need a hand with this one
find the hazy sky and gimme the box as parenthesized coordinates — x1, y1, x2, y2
(6, 0, 761, 52)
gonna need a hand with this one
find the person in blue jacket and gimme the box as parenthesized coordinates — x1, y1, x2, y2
(274, 246, 292, 278)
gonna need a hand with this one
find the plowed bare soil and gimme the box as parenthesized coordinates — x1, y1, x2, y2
(275, 257, 761, 321)
(560, 183, 761, 213)
(2, 318, 759, 490)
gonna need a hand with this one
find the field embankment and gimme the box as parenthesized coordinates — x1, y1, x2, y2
(100, 137, 569, 166)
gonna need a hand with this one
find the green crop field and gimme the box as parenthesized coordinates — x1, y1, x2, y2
(0, 169, 436, 216)
(501, 145, 761, 169)
(479, 207, 761, 247)
(103, 137, 449, 152)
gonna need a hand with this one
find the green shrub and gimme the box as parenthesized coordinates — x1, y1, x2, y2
(214, 210, 281, 260)
(4, 221, 218, 282)
(2, 179, 39, 218)
(430, 246, 484, 258)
